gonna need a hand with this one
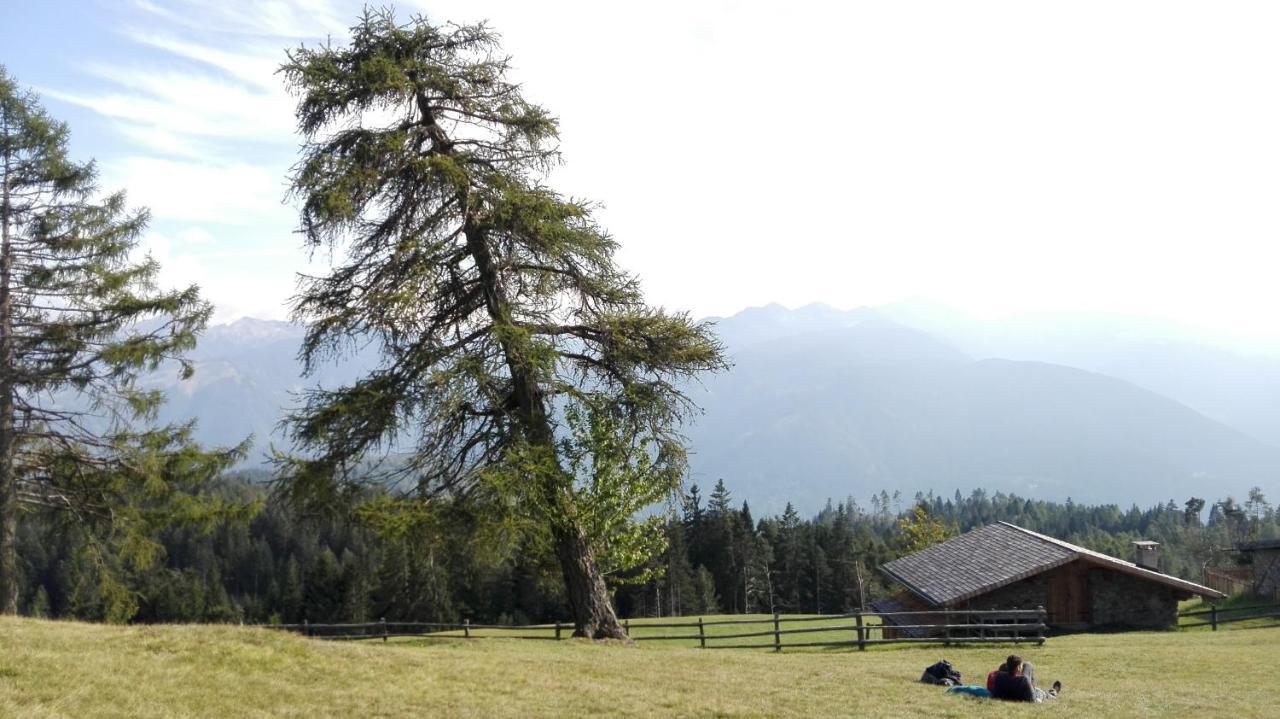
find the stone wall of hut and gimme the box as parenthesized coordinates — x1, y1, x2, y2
(1084, 567, 1179, 628)
(966, 575, 1049, 613)
(956, 563, 1182, 629)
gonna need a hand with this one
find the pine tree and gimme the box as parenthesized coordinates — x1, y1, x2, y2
(0, 68, 238, 615)
(708, 479, 733, 516)
(705, 479, 739, 610)
(774, 503, 803, 611)
(662, 517, 697, 616)
(741, 519, 773, 613)
(692, 565, 719, 614)
(277, 11, 724, 638)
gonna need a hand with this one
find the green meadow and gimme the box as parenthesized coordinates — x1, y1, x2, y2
(3, 615, 1276, 718)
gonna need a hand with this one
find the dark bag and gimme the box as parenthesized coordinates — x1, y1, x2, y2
(921, 660, 962, 685)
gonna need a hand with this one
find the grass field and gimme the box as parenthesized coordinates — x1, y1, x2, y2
(2, 616, 1278, 718)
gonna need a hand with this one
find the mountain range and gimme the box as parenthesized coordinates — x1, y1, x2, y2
(148, 304, 1280, 512)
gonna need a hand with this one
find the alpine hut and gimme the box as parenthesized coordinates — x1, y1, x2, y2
(874, 522, 1223, 634)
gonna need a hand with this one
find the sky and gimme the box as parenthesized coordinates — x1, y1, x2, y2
(7, 1, 1280, 345)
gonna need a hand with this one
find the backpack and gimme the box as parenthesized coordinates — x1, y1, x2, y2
(921, 660, 962, 686)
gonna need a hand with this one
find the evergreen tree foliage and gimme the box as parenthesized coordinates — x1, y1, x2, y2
(0, 68, 243, 616)
(11, 472, 1278, 624)
(276, 9, 724, 638)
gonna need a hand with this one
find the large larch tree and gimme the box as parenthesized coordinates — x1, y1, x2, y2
(279, 11, 725, 638)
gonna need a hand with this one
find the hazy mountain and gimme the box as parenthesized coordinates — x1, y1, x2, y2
(689, 315, 1280, 510)
(869, 301, 1280, 448)
(706, 301, 1280, 448)
(148, 318, 375, 455)
(150, 308, 1280, 511)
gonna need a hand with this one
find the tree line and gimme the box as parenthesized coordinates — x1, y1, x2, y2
(13, 473, 1276, 625)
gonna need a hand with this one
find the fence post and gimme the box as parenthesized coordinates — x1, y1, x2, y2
(1211, 605, 1217, 631)
(555, 621, 562, 641)
(464, 618, 471, 639)
(1037, 606, 1047, 645)
(304, 619, 310, 638)
(382, 617, 387, 643)
(856, 612, 865, 651)
(698, 617, 706, 649)
(944, 609, 952, 647)
(773, 613, 781, 653)
(624, 618, 630, 637)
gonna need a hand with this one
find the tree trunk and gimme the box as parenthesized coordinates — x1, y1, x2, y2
(454, 176, 627, 640)
(553, 518, 628, 639)
(0, 413, 14, 616)
(0, 134, 17, 615)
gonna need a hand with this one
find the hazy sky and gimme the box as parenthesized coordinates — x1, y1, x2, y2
(7, 1, 1280, 341)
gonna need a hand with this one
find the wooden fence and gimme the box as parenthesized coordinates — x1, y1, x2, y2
(267, 608, 1047, 651)
(1179, 602, 1280, 631)
(1202, 567, 1253, 597)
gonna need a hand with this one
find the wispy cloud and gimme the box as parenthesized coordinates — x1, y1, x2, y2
(46, 66, 294, 151)
(34, 1, 351, 320)
(123, 32, 284, 91)
(130, 0, 350, 39)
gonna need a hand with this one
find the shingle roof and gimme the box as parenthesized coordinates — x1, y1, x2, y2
(880, 521, 1224, 606)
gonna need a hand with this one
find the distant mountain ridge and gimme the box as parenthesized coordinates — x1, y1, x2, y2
(687, 310, 1280, 510)
(151, 306, 1280, 511)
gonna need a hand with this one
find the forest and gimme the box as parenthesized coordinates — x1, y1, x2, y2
(14, 474, 1277, 626)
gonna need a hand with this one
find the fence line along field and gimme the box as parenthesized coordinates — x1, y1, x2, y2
(3, 615, 1279, 718)
(270, 609, 1047, 650)
(1177, 598, 1280, 631)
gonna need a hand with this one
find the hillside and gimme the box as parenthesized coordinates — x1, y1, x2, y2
(147, 310, 1280, 510)
(146, 319, 374, 453)
(2, 616, 1277, 717)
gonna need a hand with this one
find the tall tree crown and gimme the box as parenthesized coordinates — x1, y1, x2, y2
(0, 69, 208, 421)
(0, 67, 238, 617)
(280, 11, 726, 503)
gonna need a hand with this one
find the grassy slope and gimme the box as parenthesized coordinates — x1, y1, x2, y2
(2, 616, 1277, 718)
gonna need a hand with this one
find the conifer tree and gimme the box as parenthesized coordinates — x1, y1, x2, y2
(278, 11, 724, 638)
(0, 69, 238, 616)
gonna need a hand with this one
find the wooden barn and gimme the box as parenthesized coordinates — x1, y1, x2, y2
(1236, 538, 1280, 600)
(873, 522, 1223, 634)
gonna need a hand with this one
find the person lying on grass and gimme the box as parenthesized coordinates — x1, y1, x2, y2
(989, 654, 1062, 702)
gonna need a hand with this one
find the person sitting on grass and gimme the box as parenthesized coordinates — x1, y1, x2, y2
(986, 658, 1009, 694)
(990, 655, 1061, 702)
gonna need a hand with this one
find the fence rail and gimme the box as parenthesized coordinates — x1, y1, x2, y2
(265, 607, 1047, 651)
(1202, 567, 1253, 597)
(1179, 602, 1280, 631)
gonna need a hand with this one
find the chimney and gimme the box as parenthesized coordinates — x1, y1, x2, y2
(1133, 541, 1161, 571)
